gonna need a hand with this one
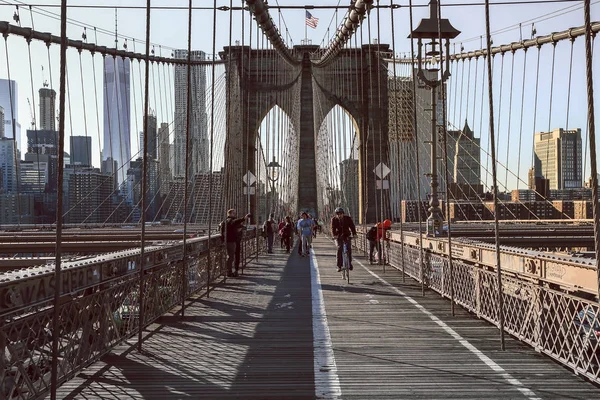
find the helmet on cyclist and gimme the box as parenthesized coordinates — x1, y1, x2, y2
(334, 207, 345, 214)
(383, 219, 392, 229)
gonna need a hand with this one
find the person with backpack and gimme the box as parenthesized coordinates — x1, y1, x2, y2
(369, 219, 393, 264)
(278, 219, 286, 248)
(279, 216, 294, 253)
(263, 213, 276, 254)
(220, 209, 250, 277)
(366, 224, 379, 265)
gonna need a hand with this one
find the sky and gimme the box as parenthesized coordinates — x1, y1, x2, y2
(0, 0, 598, 191)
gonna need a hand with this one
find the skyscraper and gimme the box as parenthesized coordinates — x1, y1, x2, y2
(534, 128, 582, 190)
(39, 87, 56, 131)
(67, 167, 113, 224)
(447, 120, 481, 186)
(173, 49, 208, 177)
(0, 79, 21, 151)
(70, 136, 92, 166)
(0, 137, 16, 193)
(158, 122, 172, 189)
(102, 56, 131, 186)
(144, 113, 158, 159)
(26, 129, 58, 192)
(0, 106, 4, 138)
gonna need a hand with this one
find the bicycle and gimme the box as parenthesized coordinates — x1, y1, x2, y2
(340, 236, 354, 283)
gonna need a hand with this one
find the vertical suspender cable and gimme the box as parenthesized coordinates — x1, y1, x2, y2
(484, 0, 505, 351)
(226, 0, 233, 213)
(223, 0, 233, 257)
(138, 0, 152, 351)
(582, 0, 600, 299)
(50, 0, 67, 398)
(246, 6, 252, 218)
(376, 0, 386, 265)
(3, 36, 21, 225)
(495, 54, 504, 160)
(367, 12, 379, 229)
(181, 0, 193, 316)
(543, 44, 558, 179)
(504, 51, 516, 192)
(408, 0, 425, 296)
(390, 0, 406, 281)
(530, 47, 541, 175)
(78, 51, 91, 171)
(27, 39, 44, 218)
(437, 0, 455, 315)
(515, 49, 528, 190)
(207, 0, 218, 295)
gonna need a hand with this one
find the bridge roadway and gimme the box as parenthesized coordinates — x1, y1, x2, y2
(55, 236, 598, 399)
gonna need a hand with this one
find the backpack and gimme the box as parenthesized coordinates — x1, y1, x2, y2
(263, 220, 274, 234)
(219, 219, 227, 241)
(366, 225, 377, 241)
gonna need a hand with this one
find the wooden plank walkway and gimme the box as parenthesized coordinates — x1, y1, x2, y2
(55, 236, 599, 399)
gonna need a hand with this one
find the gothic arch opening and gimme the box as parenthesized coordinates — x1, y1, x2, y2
(316, 105, 361, 221)
(254, 105, 298, 223)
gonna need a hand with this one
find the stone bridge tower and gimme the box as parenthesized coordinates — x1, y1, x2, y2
(221, 43, 391, 224)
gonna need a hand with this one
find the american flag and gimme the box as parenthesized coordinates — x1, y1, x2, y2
(305, 11, 319, 29)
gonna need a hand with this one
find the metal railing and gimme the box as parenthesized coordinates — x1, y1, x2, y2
(0, 230, 265, 399)
(355, 231, 600, 383)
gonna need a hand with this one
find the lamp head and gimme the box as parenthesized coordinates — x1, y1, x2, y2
(408, 0, 460, 40)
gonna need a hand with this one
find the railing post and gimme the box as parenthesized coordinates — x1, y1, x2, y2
(475, 268, 481, 318)
(256, 226, 260, 259)
(441, 256, 446, 297)
(207, 245, 212, 298)
(533, 283, 543, 352)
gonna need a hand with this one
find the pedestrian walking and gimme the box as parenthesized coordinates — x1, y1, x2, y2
(220, 209, 250, 277)
(297, 212, 314, 256)
(263, 213, 276, 253)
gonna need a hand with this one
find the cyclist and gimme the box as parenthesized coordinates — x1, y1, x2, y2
(330, 207, 357, 272)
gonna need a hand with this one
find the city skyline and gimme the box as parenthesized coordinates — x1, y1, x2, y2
(0, 1, 596, 195)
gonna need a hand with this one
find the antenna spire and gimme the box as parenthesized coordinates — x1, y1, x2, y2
(114, 8, 118, 48)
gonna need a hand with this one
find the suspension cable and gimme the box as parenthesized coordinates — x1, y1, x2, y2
(484, 0, 506, 351)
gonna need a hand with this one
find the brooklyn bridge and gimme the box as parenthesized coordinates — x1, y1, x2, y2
(1, 0, 600, 398)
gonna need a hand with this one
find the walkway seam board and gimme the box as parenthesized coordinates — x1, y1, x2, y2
(310, 238, 599, 400)
(55, 237, 599, 399)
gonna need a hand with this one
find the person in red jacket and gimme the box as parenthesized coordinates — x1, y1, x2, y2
(376, 219, 392, 264)
(278, 219, 286, 248)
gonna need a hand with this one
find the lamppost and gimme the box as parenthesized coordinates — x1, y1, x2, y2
(409, 0, 460, 236)
(267, 156, 281, 216)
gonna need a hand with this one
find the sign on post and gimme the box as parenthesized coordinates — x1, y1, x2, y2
(373, 162, 390, 179)
(243, 170, 256, 195)
(242, 171, 257, 186)
(376, 180, 390, 190)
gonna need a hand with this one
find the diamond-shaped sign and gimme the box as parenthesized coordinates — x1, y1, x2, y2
(373, 162, 390, 179)
(242, 171, 256, 186)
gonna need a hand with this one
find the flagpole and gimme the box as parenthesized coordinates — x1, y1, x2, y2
(305, 14, 307, 43)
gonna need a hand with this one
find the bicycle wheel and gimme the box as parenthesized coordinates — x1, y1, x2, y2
(342, 250, 350, 283)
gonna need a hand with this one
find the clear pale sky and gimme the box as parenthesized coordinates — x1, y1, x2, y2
(0, 0, 598, 191)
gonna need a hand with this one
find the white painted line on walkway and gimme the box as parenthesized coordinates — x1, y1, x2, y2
(310, 248, 342, 400)
(356, 259, 541, 400)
